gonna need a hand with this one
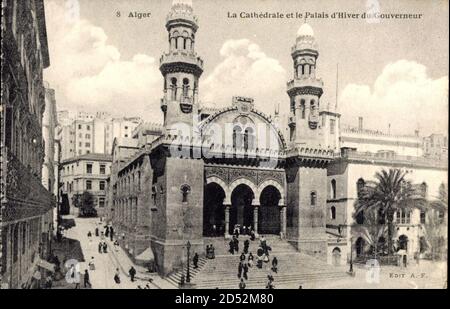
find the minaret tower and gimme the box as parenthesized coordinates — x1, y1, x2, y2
(287, 23, 324, 147)
(160, 0, 203, 132)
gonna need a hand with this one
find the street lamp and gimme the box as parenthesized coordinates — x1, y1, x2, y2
(348, 237, 354, 274)
(186, 241, 191, 283)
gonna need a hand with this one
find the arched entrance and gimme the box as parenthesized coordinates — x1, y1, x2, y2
(259, 186, 281, 235)
(230, 184, 254, 233)
(332, 247, 341, 266)
(398, 235, 408, 251)
(203, 183, 226, 237)
(355, 237, 365, 258)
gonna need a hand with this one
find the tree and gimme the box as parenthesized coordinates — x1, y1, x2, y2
(73, 191, 97, 217)
(352, 208, 388, 259)
(423, 183, 448, 260)
(354, 169, 426, 255)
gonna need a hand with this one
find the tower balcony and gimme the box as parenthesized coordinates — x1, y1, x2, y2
(159, 51, 204, 75)
(287, 78, 324, 97)
(160, 52, 203, 68)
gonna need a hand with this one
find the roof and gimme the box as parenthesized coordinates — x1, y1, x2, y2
(61, 153, 112, 164)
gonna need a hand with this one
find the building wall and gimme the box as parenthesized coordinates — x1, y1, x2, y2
(60, 155, 112, 216)
(1, 0, 54, 288)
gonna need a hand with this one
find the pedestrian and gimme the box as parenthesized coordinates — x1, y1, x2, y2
(234, 237, 239, 253)
(193, 253, 199, 269)
(89, 256, 96, 271)
(248, 252, 254, 268)
(240, 252, 246, 262)
(110, 226, 114, 241)
(229, 239, 235, 255)
(129, 266, 136, 282)
(242, 226, 247, 236)
(237, 261, 243, 279)
(101, 231, 105, 240)
(239, 278, 246, 289)
(250, 229, 256, 241)
(260, 235, 267, 254)
(102, 242, 108, 253)
(244, 239, 250, 254)
(243, 261, 249, 280)
(105, 225, 109, 238)
(98, 242, 102, 254)
(87, 231, 92, 242)
(114, 268, 121, 284)
(84, 269, 91, 288)
(95, 227, 99, 237)
(272, 256, 278, 273)
(114, 240, 120, 251)
(210, 243, 215, 259)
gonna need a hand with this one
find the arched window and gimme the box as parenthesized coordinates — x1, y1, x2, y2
(310, 191, 317, 207)
(232, 126, 242, 148)
(331, 179, 337, 199)
(244, 127, 255, 150)
(420, 182, 428, 197)
(330, 206, 336, 220)
(357, 178, 365, 197)
(182, 78, 189, 98)
(181, 184, 191, 203)
(300, 99, 305, 119)
(310, 100, 316, 116)
(170, 77, 177, 100)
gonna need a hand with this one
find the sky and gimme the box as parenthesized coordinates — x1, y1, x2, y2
(43, 0, 449, 136)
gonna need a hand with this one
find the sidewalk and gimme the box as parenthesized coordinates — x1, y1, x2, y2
(104, 235, 175, 289)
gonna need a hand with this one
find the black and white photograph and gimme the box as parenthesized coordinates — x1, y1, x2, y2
(0, 0, 448, 293)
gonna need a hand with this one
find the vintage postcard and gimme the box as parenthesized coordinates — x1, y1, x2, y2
(0, 0, 448, 294)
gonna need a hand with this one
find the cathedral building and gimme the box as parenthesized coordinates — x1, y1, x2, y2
(108, 1, 447, 276)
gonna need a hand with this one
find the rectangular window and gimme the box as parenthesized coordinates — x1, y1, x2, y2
(87, 125, 90, 131)
(86, 180, 92, 190)
(85, 142, 90, 147)
(99, 181, 105, 190)
(79, 142, 82, 147)
(420, 211, 426, 224)
(100, 164, 106, 175)
(99, 198, 105, 208)
(330, 119, 336, 134)
(78, 124, 82, 129)
(86, 164, 92, 174)
(85, 134, 90, 138)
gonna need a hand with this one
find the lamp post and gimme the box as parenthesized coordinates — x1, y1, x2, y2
(349, 237, 354, 274)
(186, 241, 191, 283)
(186, 241, 192, 283)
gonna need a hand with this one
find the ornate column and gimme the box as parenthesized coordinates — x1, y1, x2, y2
(280, 205, 287, 239)
(224, 204, 231, 239)
(253, 206, 259, 237)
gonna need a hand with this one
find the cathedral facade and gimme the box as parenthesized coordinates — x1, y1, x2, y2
(108, 1, 447, 276)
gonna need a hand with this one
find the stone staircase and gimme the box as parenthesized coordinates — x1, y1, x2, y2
(166, 257, 208, 287)
(166, 235, 349, 289)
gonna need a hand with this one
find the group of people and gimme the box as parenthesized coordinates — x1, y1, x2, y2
(206, 244, 216, 259)
(236, 235, 278, 289)
(232, 224, 256, 240)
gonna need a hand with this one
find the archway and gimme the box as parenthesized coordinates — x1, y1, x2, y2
(398, 235, 408, 251)
(259, 185, 281, 235)
(332, 247, 341, 266)
(355, 237, 365, 258)
(230, 184, 254, 233)
(203, 183, 226, 237)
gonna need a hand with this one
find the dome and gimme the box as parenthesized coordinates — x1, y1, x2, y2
(297, 23, 314, 37)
